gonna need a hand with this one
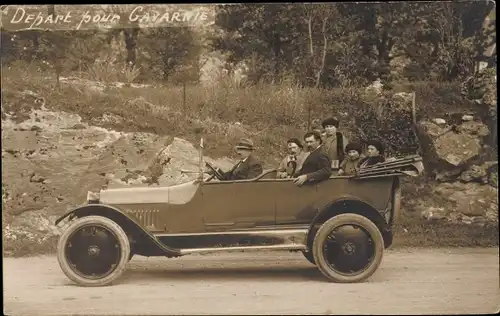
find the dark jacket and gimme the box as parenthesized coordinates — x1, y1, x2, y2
(358, 155, 385, 167)
(221, 154, 263, 180)
(297, 146, 332, 182)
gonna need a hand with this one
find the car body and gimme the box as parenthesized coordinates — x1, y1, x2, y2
(55, 139, 424, 287)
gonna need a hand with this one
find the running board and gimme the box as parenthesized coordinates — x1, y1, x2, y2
(179, 243, 307, 255)
(155, 228, 309, 253)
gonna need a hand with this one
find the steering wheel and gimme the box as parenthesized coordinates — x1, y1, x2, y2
(205, 161, 225, 181)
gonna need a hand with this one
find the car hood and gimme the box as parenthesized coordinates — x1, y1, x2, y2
(98, 180, 200, 205)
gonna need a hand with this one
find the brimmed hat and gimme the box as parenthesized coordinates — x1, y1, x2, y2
(345, 142, 363, 154)
(366, 140, 385, 154)
(322, 117, 339, 128)
(235, 138, 254, 151)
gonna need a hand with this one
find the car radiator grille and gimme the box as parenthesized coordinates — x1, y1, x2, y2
(125, 209, 160, 231)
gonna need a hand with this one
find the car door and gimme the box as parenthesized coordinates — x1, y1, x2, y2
(201, 180, 277, 231)
(273, 179, 319, 226)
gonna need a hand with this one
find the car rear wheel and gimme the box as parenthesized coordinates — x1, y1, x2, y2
(57, 215, 131, 287)
(312, 213, 384, 283)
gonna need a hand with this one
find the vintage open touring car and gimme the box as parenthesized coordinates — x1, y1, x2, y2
(54, 139, 424, 287)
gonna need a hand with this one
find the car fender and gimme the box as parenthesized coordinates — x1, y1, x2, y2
(307, 196, 392, 249)
(55, 204, 182, 256)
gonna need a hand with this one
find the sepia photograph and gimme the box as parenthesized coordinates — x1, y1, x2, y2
(1, 2, 498, 315)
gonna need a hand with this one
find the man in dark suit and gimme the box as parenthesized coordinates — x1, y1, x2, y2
(217, 138, 263, 181)
(293, 131, 332, 186)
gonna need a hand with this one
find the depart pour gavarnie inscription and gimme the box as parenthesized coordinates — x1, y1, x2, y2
(0, 5, 215, 31)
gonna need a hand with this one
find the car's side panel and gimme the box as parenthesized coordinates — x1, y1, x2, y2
(274, 177, 394, 226)
(315, 177, 393, 213)
(273, 180, 319, 225)
(201, 181, 277, 231)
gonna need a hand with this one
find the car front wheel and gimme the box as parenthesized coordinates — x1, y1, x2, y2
(312, 213, 384, 283)
(57, 215, 131, 287)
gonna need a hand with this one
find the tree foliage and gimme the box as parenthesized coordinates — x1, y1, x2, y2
(0, 2, 496, 87)
(211, 2, 496, 86)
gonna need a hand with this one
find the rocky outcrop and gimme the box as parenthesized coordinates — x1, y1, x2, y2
(417, 118, 490, 174)
(459, 161, 498, 185)
(413, 112, 497, 225)
(2, 105, 234, 252)
(413, 181, 498, 225)
(434, 182, 498, 224)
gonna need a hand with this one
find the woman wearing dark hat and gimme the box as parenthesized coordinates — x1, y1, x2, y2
(358, 140, 386, 168)
(338, 142, 363, 175)
(321, 116, 349, 171)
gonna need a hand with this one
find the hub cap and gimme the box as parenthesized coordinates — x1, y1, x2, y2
(322, 224, 376, 275)
(65, 224, 122, 279)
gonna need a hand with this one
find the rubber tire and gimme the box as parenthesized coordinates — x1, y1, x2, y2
(302, 251, 316, 265)
(57, 215, 131, 287)
(312, 213, 384, 283)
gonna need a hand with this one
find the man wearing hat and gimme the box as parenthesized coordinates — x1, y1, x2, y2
(277, 138, 310, 178)
(321, 116, 349, 171)
(359, 140, 386, 167)
(216, 138, 263, 180)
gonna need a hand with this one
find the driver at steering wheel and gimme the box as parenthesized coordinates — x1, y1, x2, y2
(209, 138, 263, 181)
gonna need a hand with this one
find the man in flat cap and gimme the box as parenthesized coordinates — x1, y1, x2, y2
(321, 116, 349, 171)
(216, 138, 263, 181)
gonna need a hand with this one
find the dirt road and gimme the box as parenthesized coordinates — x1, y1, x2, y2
(4, 248, 499, 315)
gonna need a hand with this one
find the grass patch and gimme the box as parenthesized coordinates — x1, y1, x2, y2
(1, 64, 476, 164)
(393, 220, 499, 248)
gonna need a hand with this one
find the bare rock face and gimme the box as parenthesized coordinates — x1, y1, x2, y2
(417, 119, 490, 176)
(432, 118, 447, 125)
(455, 121, 490, 137)
(420, 207, 447, 221)
(2, 107, 234, 253)
(460, 161, 498, 184)
(155, 137, 234, 187)
(433, 182, 498, 223)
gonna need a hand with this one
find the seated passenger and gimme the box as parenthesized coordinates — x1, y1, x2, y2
(293, 131, 332, 186)
(216, 138, 263, 180)
(277, 138, 309, 179)
(358, 140, 386, 168)
(338, 142, 363, 176)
